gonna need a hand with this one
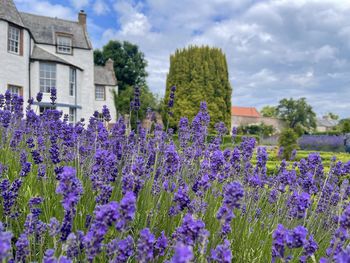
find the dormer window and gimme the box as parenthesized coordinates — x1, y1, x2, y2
(56, 35, 72, 54)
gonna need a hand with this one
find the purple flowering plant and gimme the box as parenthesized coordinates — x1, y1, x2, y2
(0, 91, 350, 262)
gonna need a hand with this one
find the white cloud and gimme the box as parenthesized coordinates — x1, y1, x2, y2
(93, 0, 109, 15)
(70, 0, 90, 10)
(15, 0, 75, 20)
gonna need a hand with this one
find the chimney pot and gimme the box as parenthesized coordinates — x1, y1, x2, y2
(78, 10, 87, 29)
(105, 58, 114, 71)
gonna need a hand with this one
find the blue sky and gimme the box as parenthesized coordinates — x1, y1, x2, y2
(15, 0, 350, 118)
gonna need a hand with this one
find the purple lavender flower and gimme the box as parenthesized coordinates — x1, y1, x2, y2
(223, 181, 244, 209)
(56, 167, 83, 241)
(137, 228, 156, 262)
(272, 224, 286, 261)
(173, 213, 208, 247)
(210, 239, 232, 263)
(287, 192, 311, 219)
(56, 167, 83, 211)
(102, 105, 111, 122)
(0, 222, 13, 261)
(15, 234, 29, 262)
(168, 85, 176, 108)
(155, 231, 168, 257)
(171, 243, 193, 263)
(116, 191, 136, 231)
(84, 201, 119, 260)
(36, 92, 43, 102)
(50, 87, 57, 105)
(300, 234, 318, 262)
(66, 233, 79, 259)
(286, 226, 308, 249)
(108, 235, 134, 263)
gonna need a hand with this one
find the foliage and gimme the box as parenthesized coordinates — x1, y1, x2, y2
(94, 40, 158, 120)
(163, 46, 232, 131)
(260, 105, 278, 117)
(1, 91, 350, 262)
(94, 40, 148, 92)
(278, 128, 299, 159)
(238, 123, 275, 137)
(276, 98, 316, 133)
(339, 119, 350, 133)
(115, 85, 158, 129)
(326, 112, 339, 120)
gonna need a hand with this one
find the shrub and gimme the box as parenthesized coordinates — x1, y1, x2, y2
(278, 128, 298, 159)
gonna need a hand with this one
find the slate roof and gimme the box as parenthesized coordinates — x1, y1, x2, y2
(0, 0, 24, 26)
(317, 117, 338, 128)
(94, 66, 117, 86)
(31, 45, 83, 70)
(19, 12, 91, 49)
(231, 106, 261, 117)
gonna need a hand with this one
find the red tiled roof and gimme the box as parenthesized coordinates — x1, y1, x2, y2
(231, 106, 261, 117)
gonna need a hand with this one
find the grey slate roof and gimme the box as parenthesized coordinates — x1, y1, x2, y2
(31, 45, 83, 70)
(0, 0, 24, 26)
(94, 66, 117, 86)
(317, 118, 338, 128)
(19, 12, 91, 49)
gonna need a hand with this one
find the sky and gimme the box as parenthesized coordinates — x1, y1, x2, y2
(14, 0, 350, 118)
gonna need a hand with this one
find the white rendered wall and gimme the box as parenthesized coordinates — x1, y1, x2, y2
(0, 20, 30, 102)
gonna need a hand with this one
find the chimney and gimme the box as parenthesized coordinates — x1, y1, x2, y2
(105, 58, 114, 71)
(78, 10, 87, 29)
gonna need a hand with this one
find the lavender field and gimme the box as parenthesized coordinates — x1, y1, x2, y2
(1, 90, 350, 262)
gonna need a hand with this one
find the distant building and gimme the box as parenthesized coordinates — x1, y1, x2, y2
(316, 116, 338, 132)
(0, 0, 118, 123)
(231, 106, 286, 133)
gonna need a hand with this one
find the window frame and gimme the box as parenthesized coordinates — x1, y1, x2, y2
(56, 34, 73, 55)
(39, 63, 57, 93)
(69, 67, 76, 96)
(95, 85, 106, 101)
(69, 107, 76, 123)
(39, 106, 56, 116)
(8, 24, 22, 55)
(7, 84, 23, 96)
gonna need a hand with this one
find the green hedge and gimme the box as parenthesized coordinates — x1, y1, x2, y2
(312, 131, 343, 136)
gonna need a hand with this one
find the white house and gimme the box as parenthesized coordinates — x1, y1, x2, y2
(0, 0, 118, 123)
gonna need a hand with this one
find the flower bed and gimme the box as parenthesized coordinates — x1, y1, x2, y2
(0, 90, 350, 262)
(298, 135, 345, 152)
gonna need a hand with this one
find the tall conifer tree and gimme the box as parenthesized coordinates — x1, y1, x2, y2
(164, 46, 232, 131)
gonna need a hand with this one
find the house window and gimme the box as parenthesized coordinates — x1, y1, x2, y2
(97, 113, 104, 122)
(57, 35, 72, 54)
(40, 63, 56, 93)
(8, 25, 21, 54)
(39, 106, 56, 116)
(7, 85, 22, 96)
(69, 68, 76, 96)
(95, 85, 105, 101)
(69, 107, 76, 123)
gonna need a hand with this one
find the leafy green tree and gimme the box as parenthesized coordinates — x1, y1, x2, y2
(116, 86, 158, 129)
(94, 41, 157, 121)
(326, 112, 339, 120)
(276, 98, 316, 133)
(261, 106, 277, 117)
(94, 40, 148, 92)
(339, 119, 350, 133)
(164, 46, 232, 131)
(238, 123, 275, 137)
(278, 128, 298, 159)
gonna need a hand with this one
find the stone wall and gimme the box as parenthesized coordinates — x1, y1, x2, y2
(231, 115, 286, 133)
